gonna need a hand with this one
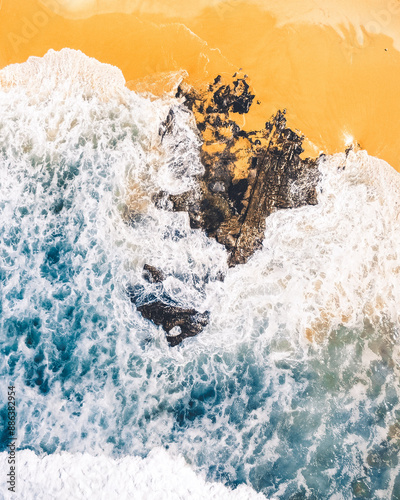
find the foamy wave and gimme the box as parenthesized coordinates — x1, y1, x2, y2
(0, 48, 127, 99)
(205, 149, 400, 347)
(0, 449, 264, 500)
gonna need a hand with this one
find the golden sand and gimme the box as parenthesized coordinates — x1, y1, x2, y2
(0, 0, 400, 168)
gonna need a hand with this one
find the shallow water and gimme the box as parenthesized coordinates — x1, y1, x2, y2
(1, 49, 400, 499)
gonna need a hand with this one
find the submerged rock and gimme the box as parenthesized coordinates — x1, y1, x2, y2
(142, 264, 166, 284)
(128, 266, 210, 346)
(136, 302, 210, 347)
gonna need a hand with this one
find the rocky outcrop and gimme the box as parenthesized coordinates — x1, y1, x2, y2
(130, 73, 320, 345)
(127, 268, 209, 346)
(171, 74, 320, 267)
(136, 302, 210, 347)
(142, 264, 166, 284)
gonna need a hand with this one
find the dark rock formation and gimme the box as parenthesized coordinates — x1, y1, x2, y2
(143, 264, 166, 283)
(130, 73, 321, 345)
(137, 302, 209, 347)
(171, 74, 320, 267)
(128, 267, 209, 346)
(207, 74, 255, 114)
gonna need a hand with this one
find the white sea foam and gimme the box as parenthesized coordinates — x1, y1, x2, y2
(1, 49, 400, 499)
(0, 48, 126, 99)
(0, 449, 265, 500)
(204, 149, 400, 349)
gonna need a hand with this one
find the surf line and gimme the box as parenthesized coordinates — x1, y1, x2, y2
(5, 385, 17, 494)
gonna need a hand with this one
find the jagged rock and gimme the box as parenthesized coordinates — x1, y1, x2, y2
(143, 264, 166, 283)
(136, 302, 210, 347)
(128, 267, 209, 346)
(170, 75, 320, 267)
(207, 74, 255, 114)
